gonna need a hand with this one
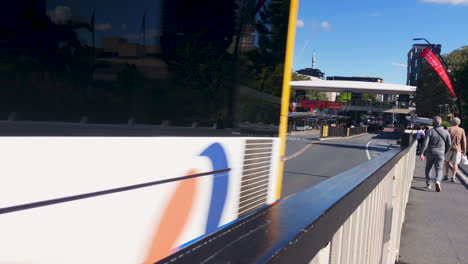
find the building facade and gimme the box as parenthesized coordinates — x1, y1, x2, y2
(407, 43, 441, 86)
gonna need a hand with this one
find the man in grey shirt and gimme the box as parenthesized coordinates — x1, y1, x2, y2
(420, 116, 451, 192)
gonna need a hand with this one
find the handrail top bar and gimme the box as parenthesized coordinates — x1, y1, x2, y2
(157, 139, 415, 264)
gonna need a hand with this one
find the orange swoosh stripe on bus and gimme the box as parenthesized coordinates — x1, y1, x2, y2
(143, 169, 199, 264)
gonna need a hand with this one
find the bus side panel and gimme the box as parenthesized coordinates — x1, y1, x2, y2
(0, 137, 280, 264)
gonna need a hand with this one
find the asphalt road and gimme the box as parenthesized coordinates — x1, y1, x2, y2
(282, 132, 401, 197)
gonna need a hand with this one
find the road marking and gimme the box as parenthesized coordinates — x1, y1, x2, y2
(284, 144, 314, 161)
(366, 141, 373, 160)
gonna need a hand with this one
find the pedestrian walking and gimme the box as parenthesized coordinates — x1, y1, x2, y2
(420, 116, 451, 192)
(416, 127, 425, 154)
(444, 117, 466, 182)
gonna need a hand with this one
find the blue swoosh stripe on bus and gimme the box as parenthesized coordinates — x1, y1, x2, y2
(200, 143, 229, 234)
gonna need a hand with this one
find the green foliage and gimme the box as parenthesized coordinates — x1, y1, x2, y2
(117, 64, 143, 93)
(306, 91, 328, 101)
(446, 46, 468, 130)
(415, 60, 452, 117)
(336, 92, 351, 103)
(290, 72, 328, 101)
(291, 72, 311, 81)
(247, 0, 290, 98)
(415, 46, 467, 127)
(442, 121, 451, 128)
(362, 94, 378, 103)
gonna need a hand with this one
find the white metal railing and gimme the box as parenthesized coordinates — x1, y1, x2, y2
(309, 141, 416, 264)
(150, 135, 417, 264)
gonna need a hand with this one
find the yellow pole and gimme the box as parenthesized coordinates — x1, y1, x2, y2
(347, 128, 350, 137)
(322, 125, 328, 137)
(275, 0, 299, 200)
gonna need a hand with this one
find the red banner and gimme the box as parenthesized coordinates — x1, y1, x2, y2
(301, 100, 342, 110)
(255, 0, 268, 14)
(420, 48, 456, 97)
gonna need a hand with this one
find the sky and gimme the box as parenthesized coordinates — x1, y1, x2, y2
(293, 0, 468, 85)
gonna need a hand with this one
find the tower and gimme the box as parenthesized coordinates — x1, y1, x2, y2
(312, 51, 316, 69)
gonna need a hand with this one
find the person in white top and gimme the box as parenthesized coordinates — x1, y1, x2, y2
(416, 127, 425, 154)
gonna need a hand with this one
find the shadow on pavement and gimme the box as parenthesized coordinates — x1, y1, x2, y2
(412, 176, 427, 182)
(283, 171, 331, 179)
(410, 186, 431, 192)
(314, 142, 394, 152)
(368, 131, 403, 140)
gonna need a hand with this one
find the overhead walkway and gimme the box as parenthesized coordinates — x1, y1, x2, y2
(290, 79, 416, 95)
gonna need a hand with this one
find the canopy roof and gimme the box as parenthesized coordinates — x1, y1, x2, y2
(290, 80, 416, 95)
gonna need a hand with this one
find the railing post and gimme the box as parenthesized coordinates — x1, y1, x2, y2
(400, 133, 411, 148)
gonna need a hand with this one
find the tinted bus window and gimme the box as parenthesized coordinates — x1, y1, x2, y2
(0, 0, 290, 136)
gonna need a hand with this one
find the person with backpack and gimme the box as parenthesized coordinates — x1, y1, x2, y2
(420, 116, 451, 192)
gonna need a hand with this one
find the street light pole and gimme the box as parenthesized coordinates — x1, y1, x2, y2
(412, 38, 462, 122)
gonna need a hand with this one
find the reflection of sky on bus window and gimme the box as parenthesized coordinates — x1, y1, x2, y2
(46, 0, 162, 46)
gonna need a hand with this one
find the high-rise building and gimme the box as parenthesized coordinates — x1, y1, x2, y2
(407, 43, 441, 86)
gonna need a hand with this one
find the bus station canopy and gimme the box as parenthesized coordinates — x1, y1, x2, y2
(290, 80, 416, 95)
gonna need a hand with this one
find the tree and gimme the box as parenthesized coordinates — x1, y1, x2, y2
(336, 92, 351, 103)
(362, 94, 378, 103)
(306, 91, 328, 101)
(247, 0, 290, 97)
(291, 72, 327, 100)
(291, 72, 310, 81)
(414, 62, 452, 117)
(160, 0, 238, 120)
(446, 46, 468, 129)
(415, 46, 467, 122)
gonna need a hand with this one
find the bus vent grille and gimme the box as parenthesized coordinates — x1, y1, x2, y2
(237, 139, 273, 217)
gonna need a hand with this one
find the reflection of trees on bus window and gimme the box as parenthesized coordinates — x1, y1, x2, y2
(236, 0, 290, 127)
(160, 0, 238, 123)
(0, 0, 291, 135)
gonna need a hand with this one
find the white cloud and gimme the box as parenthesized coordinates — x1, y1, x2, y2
(320, 21, 331, 31)
(47, 6, 72, 24)
(96, 23, 112, 31)
(419, 0, 468, 5)
(392, 62, 408, 67)
(296, 19, 304, 28)
(371, 12, 381, 17)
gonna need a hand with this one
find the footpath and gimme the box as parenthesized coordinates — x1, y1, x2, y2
(398, 158, 468, 264)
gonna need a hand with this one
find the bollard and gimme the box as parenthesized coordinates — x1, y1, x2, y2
(322, 125, 329, 138)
